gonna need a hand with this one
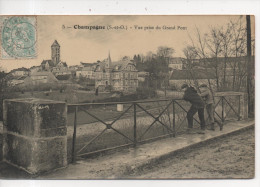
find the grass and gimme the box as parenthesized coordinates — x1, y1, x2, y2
(12, 90, 113, 104)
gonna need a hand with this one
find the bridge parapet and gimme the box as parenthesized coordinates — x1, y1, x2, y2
(214, 92, 248, 120)
(2, 98, 67, 174)
(0, 92, 248, 173)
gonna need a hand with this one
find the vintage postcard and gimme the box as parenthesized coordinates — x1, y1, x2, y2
(0, 15, 255, 179)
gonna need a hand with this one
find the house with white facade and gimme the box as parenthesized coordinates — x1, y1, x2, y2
(168, 57, 185, 70)
(95, 52, 138, 92)
(76, 65, 96, 79)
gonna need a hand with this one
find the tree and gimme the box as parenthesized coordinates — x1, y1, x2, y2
(134, 46, 174, 93)
(145, 51, 155, 61)
(121, 56, 130, 61)
(229, 16, 247, 90)
(133, 55, 138, 65)
(183, 46, 199, 90)
(183, 46, 198, 69)
(156, 46, 175, 95)
(185, 16, 252, 93)
(186, 27, 215, 94)
(133, 54, 145, 71)
(137, 54, 141, 63)
(157, 46, 175, 59)
(205, 27, 223, 90)
(218, 24, 233, 89)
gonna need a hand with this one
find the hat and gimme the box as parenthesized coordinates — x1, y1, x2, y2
(181, 84, 188, 89)
(199, 84, 207, 88)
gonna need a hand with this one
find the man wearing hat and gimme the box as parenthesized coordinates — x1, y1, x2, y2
(199, 84, 223, 131)
(181, 84, 206, 134)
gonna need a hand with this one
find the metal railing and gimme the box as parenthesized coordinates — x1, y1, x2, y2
(68, 93, 243, 163)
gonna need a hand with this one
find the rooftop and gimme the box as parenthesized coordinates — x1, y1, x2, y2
(51, 40, 60, 47)
(170, 69, 216, 80)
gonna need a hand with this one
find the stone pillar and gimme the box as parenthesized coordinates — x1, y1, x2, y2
(2, 98, 67, 175)
(240, 92, 248, 119)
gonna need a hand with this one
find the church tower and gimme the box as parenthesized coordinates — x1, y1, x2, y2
(51, 40, 60, 66)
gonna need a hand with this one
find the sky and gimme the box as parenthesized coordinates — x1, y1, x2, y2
(0, 15, 253, 72)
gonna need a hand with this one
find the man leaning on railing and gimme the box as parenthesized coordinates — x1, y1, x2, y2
(181, 84, 206, 134)
(199, 84, 223, 131)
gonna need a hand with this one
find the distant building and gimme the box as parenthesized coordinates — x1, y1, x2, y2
(41, 60, 55, 71)
(138, 71, 149, 82)
(29, 66, 41, 74)
(41, 40, 69, 74)
(69, 65, 80, 71)
(168, 57, 185, 70)
(95, 52, 138, 92)
(190, 56, 248, 69)
(94, 54, 113, 90)
(8, 76, 27, 86)
(52, 61, 71, 76)
(51, 40, 60, 66)
(169, 69, 216, 90)
(9, 67, 30, 77)
(76, 64, 97, 79)
(24, 71, 58, 85)
(79, 62, 98, 68)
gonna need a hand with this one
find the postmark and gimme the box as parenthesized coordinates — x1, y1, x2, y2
(1, 16, 37, 59)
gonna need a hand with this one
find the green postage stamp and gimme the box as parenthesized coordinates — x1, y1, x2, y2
(0, 16, 37, 59)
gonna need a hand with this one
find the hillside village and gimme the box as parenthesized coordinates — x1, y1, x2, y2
(7, 40, 140, 93)
(5, 40, 249, 94)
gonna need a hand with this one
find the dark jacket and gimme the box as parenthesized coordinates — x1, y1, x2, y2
(183, 86, 205, 108)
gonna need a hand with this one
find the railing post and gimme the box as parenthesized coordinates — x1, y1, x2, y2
(133, 103, 137, 147)
(72, 106, 78, 163)
(172, 100, 176, 137)
(238, 95, 241, 121)
(221, 96, 225, 123)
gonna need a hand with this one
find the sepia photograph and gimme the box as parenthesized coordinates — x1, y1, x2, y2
(0, 15, 255, 180)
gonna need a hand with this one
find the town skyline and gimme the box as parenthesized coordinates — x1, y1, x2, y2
(0, 15, 253, 72)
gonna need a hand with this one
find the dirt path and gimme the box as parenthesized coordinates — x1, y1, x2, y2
(128, 127, 255, 179)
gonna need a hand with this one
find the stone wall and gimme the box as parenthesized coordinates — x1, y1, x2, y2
(2, 98, 67, 174)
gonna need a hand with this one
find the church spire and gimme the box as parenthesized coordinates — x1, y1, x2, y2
(107, 50, 111, 68)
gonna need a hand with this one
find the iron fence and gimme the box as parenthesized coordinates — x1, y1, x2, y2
(68, 93, 243, 163)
